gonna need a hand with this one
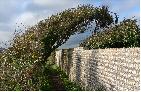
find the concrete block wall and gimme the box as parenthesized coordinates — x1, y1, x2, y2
(55, 47, 140, 91)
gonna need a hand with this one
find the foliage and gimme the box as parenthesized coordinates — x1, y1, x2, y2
(46, 64, 83, 91)
(80, 19, 140, 49)
(0, 4, 114, 90)
(0, 30, 44, 90)
(61, 77, 83, 91)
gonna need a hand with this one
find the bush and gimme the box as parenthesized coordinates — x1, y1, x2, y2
(80, 19, 140, 49)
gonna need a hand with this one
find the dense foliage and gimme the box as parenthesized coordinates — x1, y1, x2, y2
(0, 5, 114, 90)
(80, 19, 140, 49)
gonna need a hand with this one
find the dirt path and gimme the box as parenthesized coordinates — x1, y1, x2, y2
(46, 65, 66, 91)
(42, 64, 82, 91)
(49, 74, 66, 91)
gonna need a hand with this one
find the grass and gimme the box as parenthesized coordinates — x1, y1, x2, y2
(41, 63, 83, 91)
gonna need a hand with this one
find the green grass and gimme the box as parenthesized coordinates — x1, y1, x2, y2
(41, 63, 83, 91)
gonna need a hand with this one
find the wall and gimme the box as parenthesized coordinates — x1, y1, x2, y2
(55, 47, 140, 91)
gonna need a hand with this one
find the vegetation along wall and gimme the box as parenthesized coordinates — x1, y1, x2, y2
(55, 47, 140, 91)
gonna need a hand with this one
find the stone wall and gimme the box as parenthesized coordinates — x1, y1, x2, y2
(55, 47, 140, 91)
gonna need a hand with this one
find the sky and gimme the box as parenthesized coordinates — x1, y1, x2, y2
(0, 0, 140, 48)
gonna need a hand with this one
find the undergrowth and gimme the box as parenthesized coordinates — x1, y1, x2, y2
(42, 63, 83, 91)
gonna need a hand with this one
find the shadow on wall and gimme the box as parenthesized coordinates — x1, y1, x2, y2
(60, 49, 73, 75)
(60, 49, 67, 72)
(75, 49, 82, 84)
(68, 48, 107, 91)
(67, 49, 73, 75)
(57, 48, 107, 91)
(87, 50, 107, 91)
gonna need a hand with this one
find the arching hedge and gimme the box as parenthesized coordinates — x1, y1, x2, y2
(0, 5, 114, 90)
(37, 5, 114, 61)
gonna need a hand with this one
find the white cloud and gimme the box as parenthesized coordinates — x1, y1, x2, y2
(15, 12, 38, 26)
(14, 0, 82, 27)
(33, 0, 68, 7)
(111, 0, 139, 13)
(120, 0, 139, 12)
(0, 31, 13, 48)
(130, 12, 140, 18)
(0, 31, 13, 42)
(33, 0, 81, 9)
(13, 11, 56, 29)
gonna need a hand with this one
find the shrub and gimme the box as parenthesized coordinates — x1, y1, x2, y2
(80, 19, 140, 49)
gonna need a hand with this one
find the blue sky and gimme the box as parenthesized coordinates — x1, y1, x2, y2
(0, 0, 140, 48)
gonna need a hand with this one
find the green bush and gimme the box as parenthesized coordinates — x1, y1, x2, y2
(80, 19, 140, 49)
